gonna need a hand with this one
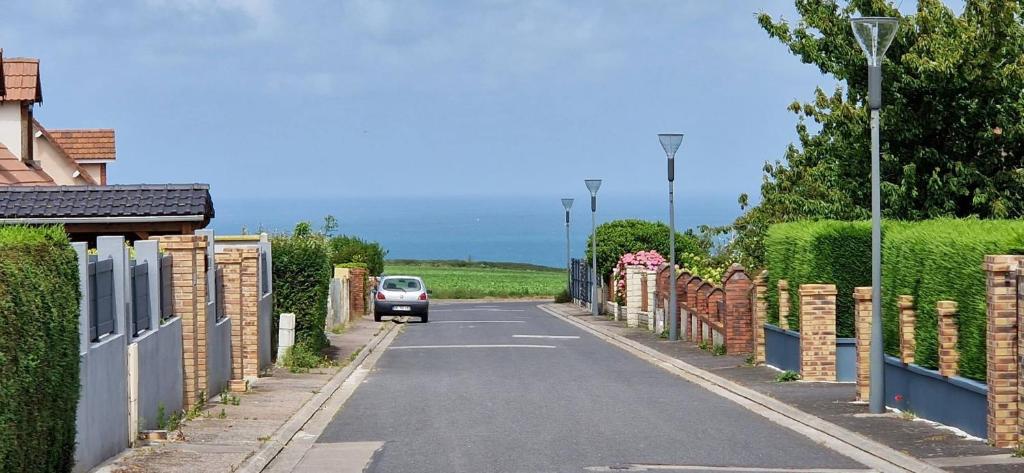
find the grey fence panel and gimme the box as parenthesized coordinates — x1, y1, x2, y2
(261, 251, 269, 295)
(131, 261, 151, 335)
(570, 258, 591, 303)
(160, 255, 173, 320)
(91, 258, 115, 341)
(215, 267, 226, 321)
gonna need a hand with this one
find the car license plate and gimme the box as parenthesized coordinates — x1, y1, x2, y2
(393, 306, 411, 312)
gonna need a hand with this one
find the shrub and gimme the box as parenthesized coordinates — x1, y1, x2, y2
(328, 235, 386, 276)
(0, 226, 81, 472)
(764, 221, 871, 337)
(272, 223, 332, 353)
(881, 219, 1024, 381)
(585, 219, 705, 282)
(553, 288, 571, 303)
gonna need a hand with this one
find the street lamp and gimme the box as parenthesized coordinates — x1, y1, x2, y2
(851, 16, 898, 415)
(585, 179, 602, 317)
(561, 198, 574, 294)
(659, 133, 683, 341)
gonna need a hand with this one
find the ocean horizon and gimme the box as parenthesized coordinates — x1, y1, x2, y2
(211, 194, 742, 268)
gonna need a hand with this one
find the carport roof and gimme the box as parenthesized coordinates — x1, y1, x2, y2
(0, 184, 214, 222)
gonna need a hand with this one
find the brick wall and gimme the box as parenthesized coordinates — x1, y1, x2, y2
(937, 301, 959, 378)
(349, 267, 367, 319)
(853, 287, 872, 402)
(752, 270, 768, 364)
(777, 280, 791, 330)
(625, 265, 644, 328)
(985, 255, 1023, 447)
(154, 234, 208, 409)
(898, 295, 916, 364)
(798, 284, 837, 382)
(722, 265, 753, 355)
(216, 247, 261, 392)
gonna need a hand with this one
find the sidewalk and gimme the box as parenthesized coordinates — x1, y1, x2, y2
(546, 303, 1023, 473)
(105, 317, 388, 473)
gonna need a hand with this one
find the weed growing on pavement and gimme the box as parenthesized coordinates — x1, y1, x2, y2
(744, 354, 756, 366)
(217, 409, 227, 419)
(220, 392, 241, 406)
(697, 340, 710, 351)
(1012, 445, 1024, 458)
(282, 343, 337, 373)
(257, 435, 271, 442)
(330, 324, 347, 335)
(185, 391, 207, 421)
(659, 329, 668, 339)
(711, 344, 727, 356)
(775, 370, 801, 382)
(156, 403, 167, 430)
(900, 410, 917, 421)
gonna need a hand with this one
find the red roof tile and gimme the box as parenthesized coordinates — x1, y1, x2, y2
(48, 129, 116, 161)
(0, 143, 54, 185)
(0, 57, 41, 103)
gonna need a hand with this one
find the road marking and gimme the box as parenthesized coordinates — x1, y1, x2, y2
(585, 466, 871, 472)
(431, 320, 525, 323)
(513, 334, 580, 339)
(389, 344, 556, 350)
(432, 308, 526, 312)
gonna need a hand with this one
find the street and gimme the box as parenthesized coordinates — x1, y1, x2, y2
(303, 301, 869, 473)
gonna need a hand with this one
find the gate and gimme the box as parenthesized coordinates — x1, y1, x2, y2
(131, 260, 151, 335)
(570, 258, 591, 303)
(89, 257, 115, 341)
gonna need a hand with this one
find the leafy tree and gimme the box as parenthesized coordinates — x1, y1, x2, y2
(328, 235, 387, 276)
(731, 0, 1024, 268)
(584, 219, 707, 280)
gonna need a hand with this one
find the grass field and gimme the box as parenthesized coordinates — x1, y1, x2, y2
(384, 260, 566, 299)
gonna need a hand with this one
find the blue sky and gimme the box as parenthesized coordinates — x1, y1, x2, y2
(1, 0, 962, 210)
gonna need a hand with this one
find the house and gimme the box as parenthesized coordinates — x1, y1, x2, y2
(0, 49, 214, 242)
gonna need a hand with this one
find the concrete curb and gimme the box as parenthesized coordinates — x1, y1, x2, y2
(538, 304, 945, 473)
(235, 322, 399, 473)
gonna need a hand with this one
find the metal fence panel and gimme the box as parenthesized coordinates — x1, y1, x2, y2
(570, 258, 591, 303)
(215, 267, 226, 321)
(132, 261, 151, 335)
(260, 251, 269, 295)
(160, 255, 173, 320)
(92, 258, 115, 341)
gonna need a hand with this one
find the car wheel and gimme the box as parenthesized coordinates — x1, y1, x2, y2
(421, 313, 428, 323)
(374, 313, 382, 322)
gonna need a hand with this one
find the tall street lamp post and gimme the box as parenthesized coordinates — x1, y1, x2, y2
(562, 198, 574, 293)
(585, 179, 602, 317)
(851, 16, 898, 414)
(659, 133, 683, 341)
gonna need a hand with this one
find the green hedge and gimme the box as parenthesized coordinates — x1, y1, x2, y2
(585, 219, 704, 280)
(272, 230, 332, 353)
(328, 235, 386, 276)
(0, 226, 81, 472)
(764, 221, 870, 337)
(765, 218, 1024, 382)
(881, 219, 1024, 381)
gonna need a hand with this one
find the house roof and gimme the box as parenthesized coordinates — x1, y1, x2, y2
(0, 49, 6, 97)
(0, 184, 215, 221)
(0, 142, 55, 185)
(0, 57, 42, 103)
(32, 120, 99, 185)
(48, 129, 116, 161)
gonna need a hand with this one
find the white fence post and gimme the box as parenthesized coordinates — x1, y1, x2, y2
(277, 313, 296, 364)
(74, 242, 90, 356)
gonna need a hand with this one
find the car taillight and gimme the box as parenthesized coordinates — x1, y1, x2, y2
(419, 292, 428, 301)
(376, 291, 386, 301)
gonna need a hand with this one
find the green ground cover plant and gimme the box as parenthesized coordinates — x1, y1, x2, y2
(0, 226, 81, 472)
(384, 260, 564, 299)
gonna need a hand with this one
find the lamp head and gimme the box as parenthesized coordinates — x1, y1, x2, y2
(850, 17, 898, 67)
(658, 133, 684, 159)
(561, 198, 574, 211)
(584, 179, 602, 196)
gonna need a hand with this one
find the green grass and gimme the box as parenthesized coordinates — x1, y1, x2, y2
(384, 260, 565, 299)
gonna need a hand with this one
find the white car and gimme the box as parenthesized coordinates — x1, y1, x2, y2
(373, 276, 429, 323)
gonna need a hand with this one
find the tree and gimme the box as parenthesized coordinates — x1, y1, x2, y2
(584, 219, 707, 280)
(328, 235, 387, 276)
(732, 0, 1024, 268)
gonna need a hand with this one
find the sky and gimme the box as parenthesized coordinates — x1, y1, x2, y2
(0, 0, 964, 210)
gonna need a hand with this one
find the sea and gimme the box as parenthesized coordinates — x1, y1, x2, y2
(211, 195, 739, 269)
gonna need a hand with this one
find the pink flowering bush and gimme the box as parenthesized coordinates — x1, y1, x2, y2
(610, 250, 666, 303)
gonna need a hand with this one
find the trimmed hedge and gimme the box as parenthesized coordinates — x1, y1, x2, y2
(881, 219, 1024, 381)
(765, 218, 1024, 382)
(272, 231, 332, 353)
(328, 235, 386, 276)
(0, 226, 81, 472)
(764, 221, 870, 337)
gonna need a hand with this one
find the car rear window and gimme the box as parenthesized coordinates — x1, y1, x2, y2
(381, 278, 421, 291)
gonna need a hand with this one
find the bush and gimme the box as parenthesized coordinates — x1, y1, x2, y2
(328, 235, 386, 276)
(585, 219, 705, 282)
(881, 219, 1024, 381)
(272, 223, 332, 353)
(764, 221, 871, 337)
(0, 226, 81, 472)
(554, 287, 571, 303)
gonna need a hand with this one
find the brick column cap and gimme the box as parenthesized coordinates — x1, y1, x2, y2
(777, 279, 789, 290)
(983, 254, 1023, 272)
(936, 300, 958, 314)
(798, 284, 837, 296)
(853, 286, 872, 300)
(898, 295, 914, 309)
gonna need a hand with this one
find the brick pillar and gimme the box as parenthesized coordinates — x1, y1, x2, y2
(778, 279, 790, 330)
(640, 272, 649, 313)
(216, 250, 246, 392)
(349, 267, 367, 319)
(752, 270, 768, 364)
(853, 287, 872, 402)
(155, 234, 208, 409)
(985, 255, 1021, 448)
(898, 295, 916, 364)
(677, 274, 691, 340)
(646, 270, 657, 331)
(624, 265, 644, 328)
(937, 301, 959, 378)
(239, 248, 260, 381)
(723, 264, 753, 354)
(798, 284, 837, 382)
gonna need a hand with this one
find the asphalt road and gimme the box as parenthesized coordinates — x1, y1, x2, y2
(314, 301, 868, 473)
